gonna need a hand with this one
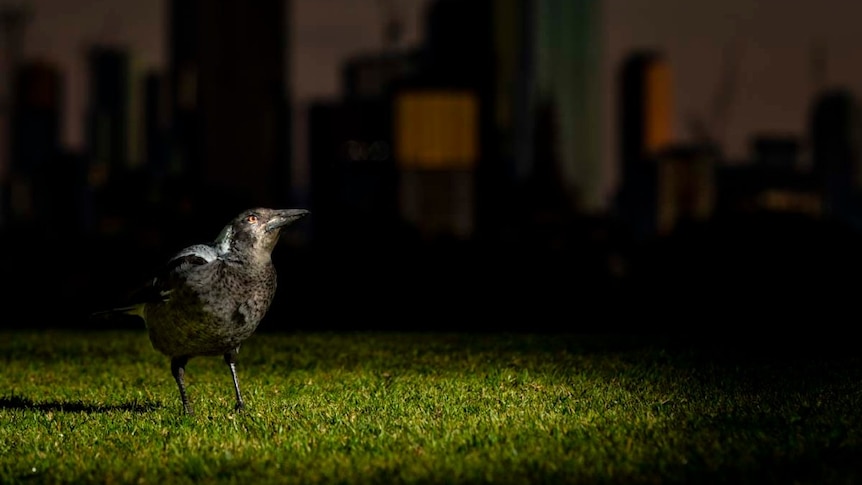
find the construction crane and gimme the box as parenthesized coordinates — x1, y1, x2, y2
(687, 40, 743, 151)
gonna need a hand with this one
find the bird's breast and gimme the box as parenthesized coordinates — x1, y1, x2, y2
(199, 266, 276, 325)
(144, 262, 277, 357)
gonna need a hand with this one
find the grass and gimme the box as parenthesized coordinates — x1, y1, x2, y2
(1, 330, 861, 484)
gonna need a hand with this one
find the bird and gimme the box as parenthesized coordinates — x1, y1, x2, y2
(95, 207, 309, 415)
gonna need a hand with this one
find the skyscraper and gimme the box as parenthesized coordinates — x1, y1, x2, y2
(169, 0, 291, 214)
(12, 62, 62, 173)
(535, 0, 604, 213)
(616, 50, 674, 239)
(0, 6, 30, 227)
(86, 46, 133, 184)
(809, 88, 861, 223)
(9, 61, 63, 223)
(619, 51, 673, 173)
(404, 0, 494, 241)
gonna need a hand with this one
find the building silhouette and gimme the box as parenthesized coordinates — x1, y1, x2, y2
(143, 71, 170, 178)
(0, 6, 30, 228)
(654, 144, 717, 236)
(8, 61, 63, 225)
(533, 0, 603, 214)
(308, 98, 401, 247)
(307, 0, 612, 248)
(169, 0, 292, 220)
(308, 27, 418, 247)
(398, 0, 495, 242)
(615, 50, 674, 240)
(713, 133, 820, 218)
(86, 46, 134, 186)
(810, 88, 862, 226)
(308, 0, 494, 245)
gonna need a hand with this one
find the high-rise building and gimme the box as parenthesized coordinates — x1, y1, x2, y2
(143, 71, 169, 176)
(809, 88, 862, 223)
(12, 62, 62, 173)
(615, 50, 674, 239)
(655, 144, 716, 236)
(394, 88, 479, 240)
(86, 46, 134, 186)
(534, 0, 604, 214)
(397, 0, 494, 242)
(414, 0, 605, 240)
(308, 98, 398, 246)
(169, 0, 291, 215)
(0, 6, 30, 227)
(9, 61, 63, 223)
(312, 0, 606, 244)
(308, 44, 417, 247)
(619, 51, 673, 172)
(493, 0, 534, 183)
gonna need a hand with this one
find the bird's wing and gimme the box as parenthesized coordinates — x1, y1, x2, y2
(136, 244, 220, 304)
(91, 244, 220, 322)
(167, 244, 219, 274)
(107, 244, 219, 311)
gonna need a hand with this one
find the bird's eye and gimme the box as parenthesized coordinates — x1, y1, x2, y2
(246, 215, 258, 224)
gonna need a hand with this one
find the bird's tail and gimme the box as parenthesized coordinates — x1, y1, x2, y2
(89, 304, 146, 326)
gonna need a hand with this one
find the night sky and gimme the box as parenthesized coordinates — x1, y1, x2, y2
(10, 0, 862, 207)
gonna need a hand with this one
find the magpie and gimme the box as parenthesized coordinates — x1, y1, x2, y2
(96, 207, 309, 415)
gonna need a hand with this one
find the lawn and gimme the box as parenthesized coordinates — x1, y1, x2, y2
(1, 330, 860, 484)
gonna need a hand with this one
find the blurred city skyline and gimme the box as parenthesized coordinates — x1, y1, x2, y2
(3, 0, 862, 333)
(9, 0, 862, 210)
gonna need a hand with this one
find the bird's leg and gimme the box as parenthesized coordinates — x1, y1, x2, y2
(171, 356, 194, 415)
(224, 349, 244, 411)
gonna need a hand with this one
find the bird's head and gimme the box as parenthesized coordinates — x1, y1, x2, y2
(214, 208, 309, 262)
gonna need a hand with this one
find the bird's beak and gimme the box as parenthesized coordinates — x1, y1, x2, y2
(265, 209, 309, 232)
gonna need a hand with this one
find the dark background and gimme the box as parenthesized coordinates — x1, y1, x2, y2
(1, 0, 861, 346)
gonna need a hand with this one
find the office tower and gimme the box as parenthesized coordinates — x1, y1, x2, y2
(395, 0, 493, 242)
(9, 61, 63, 222)
(394, 88, 479, 240)
(308, 43, 417, 246)
(12, 62, 62, 172)
(308, 98, 397, 246)
(169, 0, 291, 213)
(619, 51, 673, 171)
(655, 145, 716, 235)
(0, 6, 30, 226)
(809, 88, 861, 221)
(86, 46, 133, 185)
(616, 50, 674, 239)
(413, 0, 604, 241)
(534, 0, 604, 213)
(143, 71, 169, 176)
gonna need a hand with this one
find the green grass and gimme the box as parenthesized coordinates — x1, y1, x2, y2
(1, 330, 861, 484)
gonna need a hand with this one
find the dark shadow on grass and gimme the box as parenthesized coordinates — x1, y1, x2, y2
(0, 395, 160, 413)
